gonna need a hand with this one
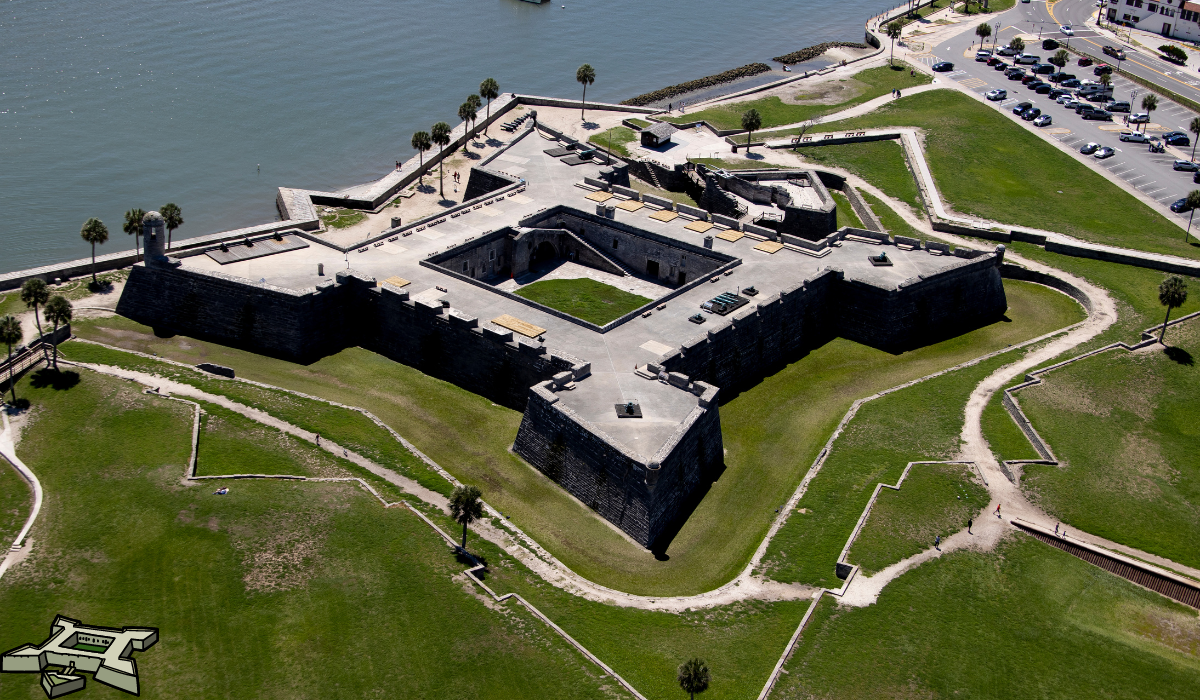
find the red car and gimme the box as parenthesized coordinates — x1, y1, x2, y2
(987, 56, 1004, 66)
(1021, 74, 1038, 84)
(1077, 56, 1094, 66)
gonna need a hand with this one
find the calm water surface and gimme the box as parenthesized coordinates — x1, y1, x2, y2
(1, 0, 888, 273)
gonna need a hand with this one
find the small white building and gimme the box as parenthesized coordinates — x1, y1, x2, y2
(1105, 0, 1200, 41)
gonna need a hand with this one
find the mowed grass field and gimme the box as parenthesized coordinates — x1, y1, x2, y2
(847, 462, 989, 575)
(514, 278, 650, 325)
(67, 279, 1082, 596)
(775, 536, 1200, 698)
(1016, 318, 1200, 570)
(740, 90, 1198, 259)
(662, 63, 931, 131)
(0, 370, 626, 699)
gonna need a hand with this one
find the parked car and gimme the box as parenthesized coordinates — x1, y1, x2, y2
(998, 45, 1021, 56)
(1083, 109, 1114, 121)
(1095, 146, 1117, 158)
(1075, 102, 1098, 114)
(1078, 56, 1094, 66)
(986, 88, 1008, 101)
(1008, 69, 1026, 80)
(1033, 114, 1053, 126)
(1105, 100, 1131, 113)
(1165, 132, 1191, 146)
(1022, 107, 1043, 120)
(987, 56, 1004, 66)
(1094, 63, 1113, 75)
(1194, 170, 1200, 184)
(932, 61, 955, 72)
(994, 61, 1010, 71)
(1043, 38, 1060, 50)
(1128, 112, 1150, 123)
(1103, 45, 1127, 61)
(1080, 142, 1101, 154)
(1171, 197, 1194, 212)
(1022, 74, 1039, 84)
(1173, 159, 1200, 171)
(1119, 131, 1150, 142)
(976, 50, 993, 61)
(1050, 72, 1077, 82)
(1034, 63, 1056, 75)
(1061, 78, 1082, 88)
(1012, 101, 1034, 115)
(1057, 94, 1075, 105)
(1035, 84, 1053, 94)
(1060, 25, 1074, 36)
(1016, 54, 1041, 65)
(1049, 88, 1070, 99)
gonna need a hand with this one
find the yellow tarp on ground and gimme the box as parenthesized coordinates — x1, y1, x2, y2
(684, 220, 714, 233)
(383, 276, 412, 288)
(716, 230, 744, 242)
(491, 314, 546, 338)
(585, 190, 614, 202)
(754, 241, 784, 254)
(616, 199, 645, 211)
(649, 209, 679, 222)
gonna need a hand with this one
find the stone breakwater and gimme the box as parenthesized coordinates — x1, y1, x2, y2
(773, 41, 868, 65)
(620, 63, 772, 107)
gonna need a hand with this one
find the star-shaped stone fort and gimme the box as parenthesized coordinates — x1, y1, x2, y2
(115, 97, 1006, 547)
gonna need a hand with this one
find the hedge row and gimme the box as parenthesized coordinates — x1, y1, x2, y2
(773, 41, 869, 65)
(619, 63, 772, 106)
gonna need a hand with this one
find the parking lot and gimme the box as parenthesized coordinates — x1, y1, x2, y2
(914, 26, 1200, 219)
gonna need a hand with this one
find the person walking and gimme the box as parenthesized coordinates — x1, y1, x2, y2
(897, 89, 902, 99)
(935, 535, 941, 551)
(316, 433, 321, 446)
(967, 517, 973, 534)
(994, 503, 1002, 518)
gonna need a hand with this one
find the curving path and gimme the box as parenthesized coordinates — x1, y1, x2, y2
(0, 410, 44, 581)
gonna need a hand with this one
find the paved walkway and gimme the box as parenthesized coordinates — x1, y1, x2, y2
(0, 410, 43, 581)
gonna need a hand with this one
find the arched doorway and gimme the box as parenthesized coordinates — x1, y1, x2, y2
(530, 241, 557, 270)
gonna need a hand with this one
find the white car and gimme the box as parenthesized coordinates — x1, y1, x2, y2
(1119, 131, 1150, 142)
(1129, 112, 1150, 123)
(1033, 114, 1053, 126)
(976, 50, 993, 61)
(1056, 94, 1074, 104)
(1060, 25, 1074, 36)
(986, 88, 1008, 101)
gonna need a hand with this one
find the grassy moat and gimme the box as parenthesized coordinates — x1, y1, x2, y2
(514, 278, 651, 326)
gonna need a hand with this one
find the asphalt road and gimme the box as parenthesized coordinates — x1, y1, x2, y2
(916, 1, 1200, 221)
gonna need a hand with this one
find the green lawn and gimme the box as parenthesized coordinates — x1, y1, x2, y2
(626, 118, 650, 129)
(847, 462, 989, 575)
(688, 157, 790, 170)
(0, 457, 30, 551)
(774, 537, 1200, 698)
(759, 352, 1016, 587)
(743, 89, 1199, 258)
(513, 278, 650, 325)
(0, 369, 631, 700)
(663, 63, 930, 131)
(829, 190, 864, 229)
(1016, 318, 1200, 570)
(69, 279, 1082, 597)
(627, 179, 699, 208)
(794, 139, 922, 212)
(587, 126, 637, 159)
(859, 188, 924, 241)
(59, 338, 451, 498)
(319, 209, 365, 230)
(980, 389, 1042, 463)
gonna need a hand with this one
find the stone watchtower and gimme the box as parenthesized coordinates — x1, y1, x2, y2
(140, 211, 173, 267)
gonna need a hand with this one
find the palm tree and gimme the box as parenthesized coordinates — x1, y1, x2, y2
(80, 218, 109, 285)
(976, 22, 992, 51)
(1190, 116, 1200, 160)
(411, 131, 432, 184)
(449, 484, 484, 549)
(431, 122, 451, 198)
(576, 64, 596, 121)
(1142, 94, 1158, 133)
(1185, 190, 1200, 241)
(741, 109, 762, 153)
(887, 22, 903, 65)
(20, 279, 50, 365)
(1010, 36, 1025, 55)
(124, 208, 146, 262)
(1099, 72, 1112, 93)
(0, 315, 22, 404)
(677, 658, 710, 700)
(466, 94, 482, 136)
(160, 203, 183, 249)
(1053, 48, 1069, 68)
(43, 296, 72, 371)
(1158, 276, 1189, 344)
(480, 78, 499, 135)
(458, 102, 477, 146)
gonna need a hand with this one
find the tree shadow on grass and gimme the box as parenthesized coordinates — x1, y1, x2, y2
(29, 368, 81, 391)
(1164, 345, 1194, 366)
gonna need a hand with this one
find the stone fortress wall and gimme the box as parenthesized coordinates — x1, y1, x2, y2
(513, 377, 723, 547)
